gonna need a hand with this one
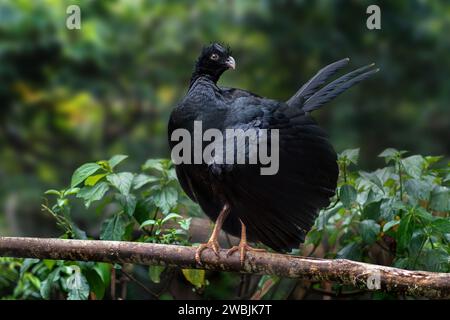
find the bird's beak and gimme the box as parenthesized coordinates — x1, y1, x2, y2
(226, 56, 236, 70)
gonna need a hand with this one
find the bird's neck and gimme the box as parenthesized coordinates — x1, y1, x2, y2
(190, 60, 227, 89)
(189, 72, 220, 89)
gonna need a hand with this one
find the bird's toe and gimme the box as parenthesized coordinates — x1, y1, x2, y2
(195, 241, 221, 265)
(227, 244, 266, 266)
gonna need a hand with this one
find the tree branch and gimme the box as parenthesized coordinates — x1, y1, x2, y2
(0, 237, 449, 299)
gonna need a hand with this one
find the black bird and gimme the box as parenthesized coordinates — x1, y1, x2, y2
(168, 43, 377, 264)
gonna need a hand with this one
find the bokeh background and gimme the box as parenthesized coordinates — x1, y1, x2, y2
(0, 0, 449, 245)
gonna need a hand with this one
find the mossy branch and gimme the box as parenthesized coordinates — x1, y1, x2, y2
(1, 237, 449, 298)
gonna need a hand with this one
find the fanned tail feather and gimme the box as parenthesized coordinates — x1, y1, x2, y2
(303, 65, 378, 112)
(287, 59, 378, 112)
(286, 58, 350, 107)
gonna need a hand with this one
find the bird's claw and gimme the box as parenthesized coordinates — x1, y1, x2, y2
(195, 240, 221, 265)
(226, 243, 265, 266)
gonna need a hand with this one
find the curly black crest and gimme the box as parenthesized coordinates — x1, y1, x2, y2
(201, 42, 232, 57)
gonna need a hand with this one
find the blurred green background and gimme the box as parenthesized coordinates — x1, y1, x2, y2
(0, 0, 449, 238)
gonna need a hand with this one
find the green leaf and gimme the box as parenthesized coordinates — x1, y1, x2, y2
(133, 174, 159, 189)
(393, 258, 409, 269)
(391, 200, 407, 211)
(117, 193, 137, 217)
(123, 221, 135, 241)
(85, 269, 105, 300)
(359, 220, 380, 244)
(148, 265, 165, 283)
(305, 227, 322, 246)
(93, 263, 111, 286)
(380, 199, 404, 221)
(140, 219, 157, 228)
(143, 159, 166, 172)
(108, 155, 128, 169)
(161, 213, 182, 224)
(359, 171, 384, 192)
(383, 220, 400, 232)
(252, 275, 280, 300)
(340, 148, 360, 165)
(96, 160, 111, 172)
(404, 179, 432, 204)
(397, 213, 414, 252)
(444, 172, 450, 183)
(336, 242, 362, 261)
(408, 230, 428, 257)
(100, 213, 128, 241)
(71, 223, 88, 240)
(63, 187, 80, 196)
(364, 188, 379, 204)
(20, 258, 40, 278)
(378, 148, 398, 157)
(43, 259, 56, 270)
(167, 168, 177, 181)
(378, 148, 405, 163)
(178, 217, 192, 231)
(361, 201, 382, 221)
(133, 200, 155, 225)
(27, 274, 41, 292)
(401, 155, 425, 179)
(339, 184, 357, 209)
(40, 267, 61, 299)
(373, 167, 395, 185)
(424, 156, 443, 168)
(414, 207, 435, 223)
(76, 182, 110, 208)
(57, 198, 68, 207)
(151, 186, 178, 214)
(431, 218, 450, 233)
(429, 186, 450, 212)
(107, 172, 134, 195)
(419, 248, 450, 272)
(44, 189, 61, 196)
(71, 163, 102, 188)
(317, 204, 343, 230)
(85, 173, 108, 186)
(181, 269, 205, 288)
(66, 267, 89, 300)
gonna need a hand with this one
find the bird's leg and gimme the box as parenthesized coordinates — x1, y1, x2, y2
(195, 204, 230, 264)
(227, 220, 266, 265)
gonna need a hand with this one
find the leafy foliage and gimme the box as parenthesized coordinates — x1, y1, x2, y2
(43, 156, 193, 245)
(307, 148, 450, 273)
(2, 149, 448, 300)
(1, 156, 197, 300)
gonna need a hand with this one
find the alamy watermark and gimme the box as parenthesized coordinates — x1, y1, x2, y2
(170, 121, 280, 175)
(66, 5, 81, 30)
(366, 5, 381, 30)
(65, 4, 381, 31)
(366, 271, 381, 290)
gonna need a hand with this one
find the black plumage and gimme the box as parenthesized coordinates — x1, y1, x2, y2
(168, 43, 377, 259)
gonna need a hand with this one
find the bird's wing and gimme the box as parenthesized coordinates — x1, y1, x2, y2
(206, 98, 338, 251)
(220, 87, 262, 100)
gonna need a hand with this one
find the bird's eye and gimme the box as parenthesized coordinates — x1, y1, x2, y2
(210, 53, 219, 61)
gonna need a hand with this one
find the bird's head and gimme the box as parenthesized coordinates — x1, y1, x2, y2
(192, 43, 235, 83)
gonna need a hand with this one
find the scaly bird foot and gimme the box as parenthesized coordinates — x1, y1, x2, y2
(226, 243, 266, 266)
(195, 240, 221, 265)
